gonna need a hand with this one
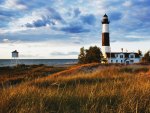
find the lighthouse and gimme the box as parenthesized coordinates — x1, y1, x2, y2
(100, 14, 141, 64)
(101, 14, 111, 57)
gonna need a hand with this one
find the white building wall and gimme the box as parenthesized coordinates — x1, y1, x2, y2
(12, 53, 18, 58)
(108, 58, 141, 64)
(107, 53, 141, 64)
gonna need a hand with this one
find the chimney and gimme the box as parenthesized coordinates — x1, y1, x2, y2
(121, 48, 123, 52)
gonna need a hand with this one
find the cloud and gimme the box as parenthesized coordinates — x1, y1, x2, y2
(2, 38, 10, 43)
(80, 14, 96, 25)
(47, 8, 64, 22)
(0, 0, 150, 49)
(1, 0, 27, 10)
(123, 1, 132, 7)
(109, 12, 122, 21)
(0, 9, 17, 17)
(56, 13, 97, 34)
(25, 16, 55, 28)
(23, 8, 64, 28)
(110, 40, 117, 43)
(19, 54, 40, 58)
(0, 9, 22, 28)
(74, 8, 81, 17)
(50, 51, 79, 56)
(60, 24, 90, 33)
(70, 36, 83, 44)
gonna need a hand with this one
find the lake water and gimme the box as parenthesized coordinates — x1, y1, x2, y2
(0, 59, 78, 67)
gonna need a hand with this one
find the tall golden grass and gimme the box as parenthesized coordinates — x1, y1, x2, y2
(0, 65, 66, 87)
(0, 64, 150, 113)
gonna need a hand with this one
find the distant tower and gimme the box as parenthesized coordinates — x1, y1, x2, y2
(101, 14, 111, 57)
(11, 50, 19, 66)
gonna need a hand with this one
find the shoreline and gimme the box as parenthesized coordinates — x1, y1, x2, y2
(0, 63, 78, 68)
(0, 59, 78, 67)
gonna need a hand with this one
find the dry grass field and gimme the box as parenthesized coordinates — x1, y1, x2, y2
(0, 63, 150, 113)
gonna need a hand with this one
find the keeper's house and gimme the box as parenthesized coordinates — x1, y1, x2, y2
(105, 52, 141, 64)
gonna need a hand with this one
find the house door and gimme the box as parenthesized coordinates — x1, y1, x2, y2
(126, 61, 129, 65)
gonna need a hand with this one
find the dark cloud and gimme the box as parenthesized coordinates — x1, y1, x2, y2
(25, 8, 64, 28)
(25, 17, 55, 28)
(109, 12, 122, 21)
(80, 14, 96, 25)
(58, 13, 96, 33)
(0, 9, 21, 22)
(47, 8, 64, 22)
(60, 25, 90, 33)
(0, 10, 15, 17)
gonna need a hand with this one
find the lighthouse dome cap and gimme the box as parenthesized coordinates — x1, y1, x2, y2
(103, 14, 108, 17)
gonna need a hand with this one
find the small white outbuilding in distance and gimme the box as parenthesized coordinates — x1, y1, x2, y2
(11, 50, 20, 66)
(12, 50, 19, 58)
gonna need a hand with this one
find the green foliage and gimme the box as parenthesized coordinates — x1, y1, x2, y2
(78, 47, 86, 64)
(142, 50, 150, 63)
(78, 46, 103, 64)
(138, 50, 142, 56)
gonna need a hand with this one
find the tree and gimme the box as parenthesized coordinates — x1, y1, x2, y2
(78, 47, 86, 64)
(138, 50, 142, 56)
(78, 46, 103, 64)
(142, 51, 150, 63)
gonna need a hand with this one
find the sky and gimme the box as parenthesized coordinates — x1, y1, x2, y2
(0, 0, 150, 59)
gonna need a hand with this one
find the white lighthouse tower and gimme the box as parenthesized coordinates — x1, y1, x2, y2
(101, 14, 111, 58)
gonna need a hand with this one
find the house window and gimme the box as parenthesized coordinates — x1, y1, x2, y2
(130, 60, 134, 63)
(116, 60, 118, 63)
(115, 54, 118, 57)
(130, 55, 134, 58)
(120, 55, 123, 58)
(111, 60, 113, 63)
(121, 60, 123, 63)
